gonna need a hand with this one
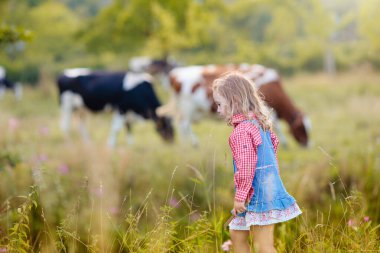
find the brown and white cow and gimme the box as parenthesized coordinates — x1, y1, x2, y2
(158, 64, 311, 147)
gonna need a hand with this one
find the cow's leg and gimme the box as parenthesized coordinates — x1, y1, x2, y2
(125, 121, 134, 144)
(176, 95, 203, 147)
(178, 118, 199, 147)
(77, 108, 90, 142)
(0, 86, 5, 99)
(14, 83, 23, 101)
(272, 112, 288, 148)
(60, 91, 74, 136)
(302, 116, 312, 148)
(178, 90, 212, 147)
(60, 91, 86, 139)
(107, 112, 125, 148)
(124, 112, 135, 145)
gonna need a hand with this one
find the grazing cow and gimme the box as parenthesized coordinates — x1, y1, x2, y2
(158, 64, 311, 147)
(57, 68, 174, 147)
(0, 66, 22, 100)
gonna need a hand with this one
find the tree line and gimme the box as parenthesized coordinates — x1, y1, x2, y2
(1, 0, 379, 84)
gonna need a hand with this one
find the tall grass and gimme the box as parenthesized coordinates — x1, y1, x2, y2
(0, 70, 379, 252)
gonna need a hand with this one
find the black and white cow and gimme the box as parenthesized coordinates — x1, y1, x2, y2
(57, 68, 174, 147)
(0, 66, 22, 100)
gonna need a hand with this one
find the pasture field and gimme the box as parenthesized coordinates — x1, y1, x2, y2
(0, 70, 379, 252)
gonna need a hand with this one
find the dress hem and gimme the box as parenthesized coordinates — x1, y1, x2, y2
(229, 203, 302, 231)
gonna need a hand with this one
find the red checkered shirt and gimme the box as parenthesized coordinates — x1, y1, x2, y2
(229, 113, 279, 202)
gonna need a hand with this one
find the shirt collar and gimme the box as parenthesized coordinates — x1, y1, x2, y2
(231, 112, 257, 127)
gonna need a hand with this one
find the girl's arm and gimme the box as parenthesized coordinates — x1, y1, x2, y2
(229, 130, 259, 202)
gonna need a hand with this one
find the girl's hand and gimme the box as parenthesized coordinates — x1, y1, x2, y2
(233, 200, 246, 215)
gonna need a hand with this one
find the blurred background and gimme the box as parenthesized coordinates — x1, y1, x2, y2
(1, 0, 380, 79)
(0, 0, 379, 252)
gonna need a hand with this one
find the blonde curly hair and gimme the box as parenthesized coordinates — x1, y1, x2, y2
(212, 72, 273, 131)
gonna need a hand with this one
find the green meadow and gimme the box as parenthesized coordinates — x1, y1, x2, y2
(0, 69, 379, 252)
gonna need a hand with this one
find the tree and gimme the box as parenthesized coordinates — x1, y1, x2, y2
(80, 0, 225, 60)
(0, 0, 86, 84)
(25, 1, 83, 64)
(0, 25, 32, 46)
(0, 0, 33, 46)
(218, 0, 332, 72)
(358, 0, 380, 51)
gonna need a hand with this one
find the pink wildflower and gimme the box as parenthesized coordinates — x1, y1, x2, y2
(169, 197, 180, 208)
(348, 219, 359, 231)
(221, 239, 233, 251)
(93, 184, 104, 197)
(109, 207, 120, 215)
(190, 212, 201, 222)
(37, 154, 48, 163)
(57, 164, 69, 174)
(363, 216, 370, 222)
(8, 117, 20, 130)
(0, 247, 7, 252)
(39, 126, 50, 136)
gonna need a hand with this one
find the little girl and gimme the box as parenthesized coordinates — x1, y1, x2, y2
(212, 73, 302, 253)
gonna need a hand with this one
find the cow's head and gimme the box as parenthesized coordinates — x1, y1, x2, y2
(129, 57, 177, 75)
(289, 112, 311, 147)
(133, 58, 178, 89)
(147, 59, 173, 75)
(155, 116, 175, 143)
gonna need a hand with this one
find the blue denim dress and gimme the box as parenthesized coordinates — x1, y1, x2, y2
(233, 120, 296, 216)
